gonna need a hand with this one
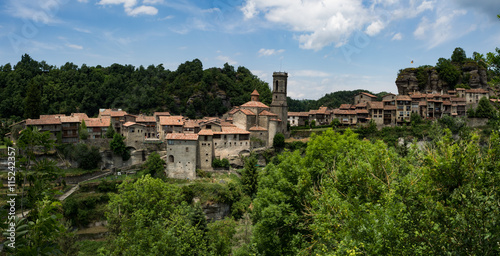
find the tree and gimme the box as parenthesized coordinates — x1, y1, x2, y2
(105, 123, 115, 139)
(74, 143, 102, 170)
(143, 152, 165, 178)
(436, 58, 461, 88)
(103, 175, 210, 255)
(272, 132, 285, 150)
(475, 96, 496, 118)
(451, 47, 467, 64)
(240, 156, 258, 197)
(110, 133, 129, 161)
(24, 79, 42, 119)
(79, 119, 88, 140)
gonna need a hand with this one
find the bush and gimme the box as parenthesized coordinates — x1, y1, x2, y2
(196, 169, 212, 178)
(212, 158, 230, 168)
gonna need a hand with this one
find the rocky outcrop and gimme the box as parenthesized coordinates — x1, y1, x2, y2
(396, 62, 488, 95)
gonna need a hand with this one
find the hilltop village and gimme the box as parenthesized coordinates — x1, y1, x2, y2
(13, 72, 497, 179)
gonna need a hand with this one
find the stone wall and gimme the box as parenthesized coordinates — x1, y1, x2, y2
(165, 140, 197, 180)
(467, 117, 489, 127)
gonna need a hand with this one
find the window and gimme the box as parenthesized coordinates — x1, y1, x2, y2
(168, 140, 174, 145)
(186, 147, 189, 152)
(168, 155, 174, 162)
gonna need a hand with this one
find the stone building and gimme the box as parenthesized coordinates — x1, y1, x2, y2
(165, 133, 198, 180)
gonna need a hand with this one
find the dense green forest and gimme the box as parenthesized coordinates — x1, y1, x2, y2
(3, 124, 500, 255)
(0, 54, 272, 120)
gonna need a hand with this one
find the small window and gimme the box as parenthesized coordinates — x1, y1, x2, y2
(186, 147, 189, 152)
(168, 155, 174, 162)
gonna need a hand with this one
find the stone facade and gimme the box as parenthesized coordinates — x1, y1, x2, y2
(165, 133, 198, 180)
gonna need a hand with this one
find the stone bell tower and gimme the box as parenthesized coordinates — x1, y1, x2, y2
(270, 72, 289, 137)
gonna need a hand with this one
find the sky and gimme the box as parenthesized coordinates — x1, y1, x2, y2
(1, 0, 500, 100)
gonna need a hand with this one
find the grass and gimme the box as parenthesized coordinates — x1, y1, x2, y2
(0, 145, 6, 149)
(75, 239, 108, 256)
(61, 168, 100, 177)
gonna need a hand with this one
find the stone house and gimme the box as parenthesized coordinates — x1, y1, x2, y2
(165, 133, 198, 180)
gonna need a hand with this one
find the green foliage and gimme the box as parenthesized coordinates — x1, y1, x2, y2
(212, 158, 230, 168)
(73, 143, 102, 170)
(143, 151, 165, 178)
(196, 168, 212, 178)
(451, 47, 467, 64)
(436, 57, 461, 88)
(109, 133, 129, 160)
(0, 55, 271, 119)
(105, 123, 115, 139)
(79, 119, 88, 140)
(272, 132, 285, 150)
(331, 118, 341, 127)
(240, 156, 259, 197)
(63, 193, 109, 227)
(310, 119, 316, 127)
(475, 97, 497, 118)
(207, 218, 237, 256)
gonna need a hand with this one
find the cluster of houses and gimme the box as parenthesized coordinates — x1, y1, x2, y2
(14, 72, 290, 179)
(13, 69, 497, 179)
(288, 88, 492, 127)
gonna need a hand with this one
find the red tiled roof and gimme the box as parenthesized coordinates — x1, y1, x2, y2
(317, 106, 329, 114)
(355, 109, 369, 114)
(443, 101, 452, 106)
(198, 129, 214, 136)
(259, 110, 277, 116)
(159, 116, 184, 126)
(228, 107, 240, 115)
(236, 109, 256, 116)
(269, 118, 282, 122)
(85, 117, 110, 127)
(166, 133, 199, 140)
(251, 89, 260, 96)
(396, 95, 411, 101)
(123, 121, 138, 127)
(333, 109, 356, 115)
(359, 92, 377, 98)
(288, 112, 309, 117)
(355, 103, 367, 108)
(214, 126, 250, 134)
(100, 109, 127, 117)
(136, 115, 156, 122)
(26, 118, 61, 125)
(465, 89, 489, 93)
(339, 104, 352, 110)
(184, 120, 200, 128)
(71, 113, 89, 120)
(59, 116, 80, 123)
(240, 101, 270, 108)
(384, 105, 397, 110)
(368, 101, 384, 109)
(249, 125, 267, 131)
(154, 111, 171, 117)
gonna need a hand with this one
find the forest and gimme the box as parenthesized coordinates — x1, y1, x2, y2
(2, 123, 499, 255)
(0, 54, 272, 120)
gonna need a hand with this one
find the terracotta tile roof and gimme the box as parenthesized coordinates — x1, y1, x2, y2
(154, 111, 171, 117)
(220, 121, 235, 127)
(166, 133, 199, 140)
(85, 117, 110, 127)
(259, 110, 277, 116)
(251, 90, 260, 96)
(359, 92, 377, 98)
(71, 113, 89, 120)
(249, 125, 267, 131)
(184, 120, 200, 128)
(214, 126, 250, 134)
(159, 116, 184, 126)
(59, 116, 80, 123)
(100, 109, 127, 117)
(355, 103, 367, 108)
(26, 118, 61, 125)
(384, 105, 397, 110)
(333, 109, 356, 115)
(339, 104, 352, 110)
(288, 112, 309, 117)
(228, 107, 240, 115)
(236, 109, 256, 116)
(123, 121, 137, 127)
(443, 101, 452, 106)
(269, 118, 282, 122)
(368, 101, 384, 109)
(226, 117, 233, 121)
(355, 109, 369, 114)
(317, 106, 329, 114)
(308, 109, 318, 114)
(136, 115, 156, 122)
(198, 129, 214, 136)
(240, 101, 270, 108)
(396, 95, 411, 101)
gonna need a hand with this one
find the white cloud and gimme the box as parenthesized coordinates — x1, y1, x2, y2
(258, 48, 285, 56)
(392, 32, 403, 40)
(5, 0, 64, 24)
(77, 0, 89, 3)
(143, 0, 163, 4)
(413, 8, 469, 48)
(127, 5, 158, 16)
(66, 44, 83, 50)
(240, 0, 438, 51)
(74, 27, 91, 33)
(98, 0, 158, 16)
(158, 15, 174, 21)
(216, 55, 237, 65)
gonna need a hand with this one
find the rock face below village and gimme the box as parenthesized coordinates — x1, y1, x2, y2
(395, 63, 488, 95)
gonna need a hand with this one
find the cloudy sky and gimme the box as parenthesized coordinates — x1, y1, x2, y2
(1, 0, 500, 99)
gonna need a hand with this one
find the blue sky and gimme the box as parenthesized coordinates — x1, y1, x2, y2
(1, 0, 500, 99)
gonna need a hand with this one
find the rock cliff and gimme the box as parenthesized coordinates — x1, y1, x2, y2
(396, 62, 488, 95)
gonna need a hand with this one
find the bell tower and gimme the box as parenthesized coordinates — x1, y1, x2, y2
(270, 72, 289, 137)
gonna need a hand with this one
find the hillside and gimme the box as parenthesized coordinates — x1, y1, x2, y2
(0, 54, 272, 120)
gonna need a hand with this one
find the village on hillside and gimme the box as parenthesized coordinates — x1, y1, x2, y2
(9, 72, 498, 179)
